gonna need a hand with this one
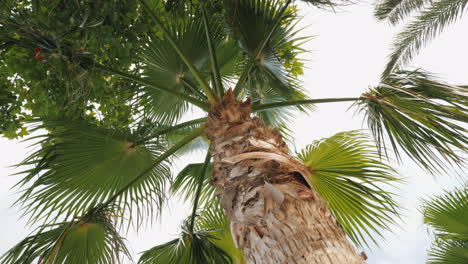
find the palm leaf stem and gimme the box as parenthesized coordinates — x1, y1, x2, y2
(137, 117, 208, 144)
(181, 78, 208, 100)
(44, 222, 74, 264)
(233, 0, 293, 96)
(201, 3, 224, 96)
(97, 64, 211, 110)
(189, 150, 212, 232)
(138, 0, 219, 103)
(252, 97, 361, 111)
(99, 126, 205, 210)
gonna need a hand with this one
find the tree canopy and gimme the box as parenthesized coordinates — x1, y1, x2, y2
(0, 0, 467, 263)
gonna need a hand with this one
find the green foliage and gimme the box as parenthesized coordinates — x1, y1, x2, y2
(1, 0, 467, 262)
(0, 0, 166, 137)
(224, 0, 309, 98)
(374, 0, 431, 24)
(138, 217, 232, 264)
(0, 206, 129, 264)
(423, 186, 468, 263)
(357, 70, 468, 174)
(382, 0, 468, 75)
(140, 12, 239, 124)
(298, 130, 400, 247)
(195, 207, 246, 264)
(15, 121, 171, 226)
(171, 162, 216, 208)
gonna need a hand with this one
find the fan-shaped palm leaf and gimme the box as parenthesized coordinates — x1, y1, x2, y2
(171, 153, 244, 263)
(1, 206, 129, 264)
(357, 70, 468, 174)
(140, 11, 240, 124)
(15, 121, 171, 226)
(423, 186, 468, 241)
(297, 130, 400, 247)
(427, 239, 468, 264)
(171, 162, 216, 208)
(374, 0, 431, 24)
(423, 186, 468, 264)
(383, 0, 468, 76)
(138, 217, 232, 264)
(223, 0, 309, 98)
(195, 206, 245, 264)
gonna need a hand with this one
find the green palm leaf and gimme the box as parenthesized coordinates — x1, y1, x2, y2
(1, 206, 129, 264)
(15, 121, 171, 226)
(138, 217, 232, 264)
(196, 207, 245, 264)
(171, 161, 244, 262)
(423, 186, 468, 241)
(383, 0, 468, 75)
(223, 0, 309, 98)
(357, 70, 468, 174)
(297, 130, 400, 247)
(171, 162, 216, 208)
(427, 239, 468, 264)
(374, 0, 430, 24)
(140, 8, 240, 124)
(423, 186, 468, 264)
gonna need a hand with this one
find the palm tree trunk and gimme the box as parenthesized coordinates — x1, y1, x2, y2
(205, 90, 365, 264)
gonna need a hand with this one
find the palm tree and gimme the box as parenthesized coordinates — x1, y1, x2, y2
(422, 185, 468, 263)
(374, 0, 468, 75)
(1, 0, 467, 263)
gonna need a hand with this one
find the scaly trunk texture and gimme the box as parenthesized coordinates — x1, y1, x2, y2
(205, 91, 365, 264)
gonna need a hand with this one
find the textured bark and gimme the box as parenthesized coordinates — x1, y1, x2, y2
(205, 90, 365, 264)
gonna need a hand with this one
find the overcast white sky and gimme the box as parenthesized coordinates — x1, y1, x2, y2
(1, 2, 467, 263)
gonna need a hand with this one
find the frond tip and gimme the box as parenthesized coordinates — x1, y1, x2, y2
(383, 0, 468, 75)
(138, 217, 233, 264)
(0, 206, 129, 264)
(422, 186, 468, 264)
(357, 70, 468, 174)
(373, 0, 430, 24)
(298, 130, 400, 247)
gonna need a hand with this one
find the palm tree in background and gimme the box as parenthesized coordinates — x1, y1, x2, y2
(422, 186, 468, 264)
(0, 0, 467, 263)
(374, 0, 468, 75)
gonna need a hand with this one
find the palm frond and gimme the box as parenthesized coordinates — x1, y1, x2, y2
(297, 130, 400, 247)
(171, 162, 216, 208)
(252, 93, 314, 144)
(223, 0, 309, 98)
(300, 0, 356, 9)
(374, 0, 430, 24)
(140, 11, 239, 124)
(139, 0, 219, 103)
(357, 70, 468, 174)
(195, 206, 245, 264)
(15, 121, 171, 226)
(170, 160, 244, 262)
(1, 206, 129, 264)
(138, 217, 232, 264)
(423, 186, 468, 264)
(423, 186, 468, 241)
(383, 0, 468, 75)
(427, 239, 468, 264)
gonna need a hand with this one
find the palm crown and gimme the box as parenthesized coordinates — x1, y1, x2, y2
(0, 0, 467, 263)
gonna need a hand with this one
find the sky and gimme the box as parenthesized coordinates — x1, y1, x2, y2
(1, 1, 467, 263)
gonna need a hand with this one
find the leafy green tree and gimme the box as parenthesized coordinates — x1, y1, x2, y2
(0, 0, 466, 263)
